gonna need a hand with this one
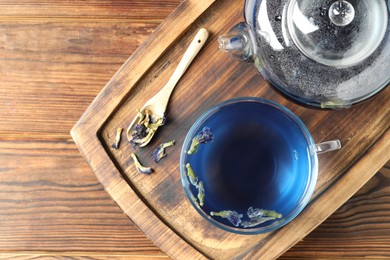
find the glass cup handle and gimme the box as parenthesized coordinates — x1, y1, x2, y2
(315, 140, 342, 154)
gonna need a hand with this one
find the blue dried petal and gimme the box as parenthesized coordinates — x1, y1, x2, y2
(137, 166, 153, 174)
(131, 153, 153, 174)
(187, 127, 214, 154)
(149, 113, 166, 129)
(151, 140, 175, 163)
(151, 145, 165, 163)
(150, 113, 164, 124)
(127, 110, 166, 148)
(197, 127, 213, 144)
(210, 210, 243, 227)
(131, 123, 148, 146)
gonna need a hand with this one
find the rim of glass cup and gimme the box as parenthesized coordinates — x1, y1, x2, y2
(180, 97, 319, 235)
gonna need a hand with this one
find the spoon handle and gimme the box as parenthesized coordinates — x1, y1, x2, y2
(157, 28, 209, 106)
(126, 29, 209, 143)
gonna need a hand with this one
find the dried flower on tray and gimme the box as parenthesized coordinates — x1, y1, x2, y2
(187, 127, 213, 154)
(151, 140, 175, 163)
(131, 153, 153, 174)
(111, 128, 123, 149)
(210, 210, 243, 227)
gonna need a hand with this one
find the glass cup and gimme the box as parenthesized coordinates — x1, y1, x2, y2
(180, 97, 341, 234)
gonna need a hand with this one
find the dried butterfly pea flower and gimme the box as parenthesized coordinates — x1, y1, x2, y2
(185, 163, 198, 188)
(128, 109, 166, 148)
(151, 140, 175, 163)
(210, 210, 243, 227)
(111, 128, 123, 149)
(187, 127, 214, 155)
(190, 193, 199, 207)
(130, 123, 148, 147)
(149, 114, 166, 128)
(185, 163, 205, 206)
(131, 153, 153, 174)
(247, 207, 282, 219)
(240, 207, 283, 228)
(240, 216, 277, 228)
(197, 181, 205, 207)
(140, 110, 150, 126)
(132, 128, 156, 147)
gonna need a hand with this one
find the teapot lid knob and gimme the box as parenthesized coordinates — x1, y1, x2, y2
(287, 0, 388, 68)
(328, 0, 355, 27)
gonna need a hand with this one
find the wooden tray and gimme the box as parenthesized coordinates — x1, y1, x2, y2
(71, 0, 390, 259)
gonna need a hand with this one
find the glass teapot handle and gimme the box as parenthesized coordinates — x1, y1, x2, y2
(218, 22, 255, 62)
(315, 140, 342, 154)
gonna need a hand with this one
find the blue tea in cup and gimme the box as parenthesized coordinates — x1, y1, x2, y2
(180, 98, 341, 234)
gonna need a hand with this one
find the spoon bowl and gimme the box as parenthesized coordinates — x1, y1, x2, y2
(126, 28, 209, 146)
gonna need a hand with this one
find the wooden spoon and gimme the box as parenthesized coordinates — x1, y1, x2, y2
(126, 28, 209, 146)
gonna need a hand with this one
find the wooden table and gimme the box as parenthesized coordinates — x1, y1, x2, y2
(0, 1, 389, 259)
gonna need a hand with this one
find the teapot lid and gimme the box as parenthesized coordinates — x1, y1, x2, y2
(220, 0, 390, 108)
(287, 0, 388, 68)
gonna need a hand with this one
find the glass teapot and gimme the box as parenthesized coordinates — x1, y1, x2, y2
(219, 0, 390, 108)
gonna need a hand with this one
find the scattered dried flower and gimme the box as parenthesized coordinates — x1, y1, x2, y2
(151, 140, 175, 163)
(131, 153, 153, 174)
(210, 210, 243, 227)
(187, 127, 213, 154)
(111, 128, 123, 149)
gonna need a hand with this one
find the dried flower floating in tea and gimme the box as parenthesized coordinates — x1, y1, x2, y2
(247, 206, 282, 219)
(111, 128, 123, 149)
(190, 193, 199, 207)
(187, 127, 213, 154)
(197, 181, 205, 207)
(185, 163, 199, 188)
(151, 140, 175, 163)
(210, 210, 243, 227)
(240, 207, 282, 228)
(209, 206, 282, 228)
(184, 128, 214, 207)
(131, 153, 153, 174)
(185, 163, 206, 207)
(240, 216, 278, 228)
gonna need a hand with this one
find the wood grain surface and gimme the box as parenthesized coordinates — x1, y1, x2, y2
(0, 1, 389, 259)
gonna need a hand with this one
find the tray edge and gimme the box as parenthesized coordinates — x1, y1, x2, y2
(71, 0, 218, 259)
